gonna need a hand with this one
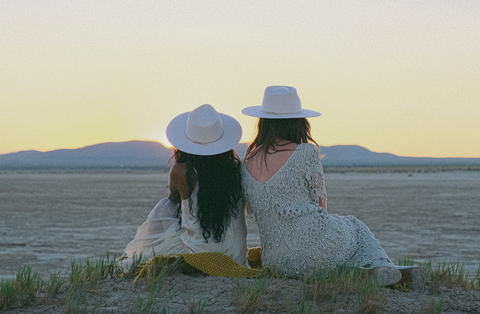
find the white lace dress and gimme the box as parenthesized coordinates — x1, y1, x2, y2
(241, 143, 395, 277)
(121, 183, 249, 268)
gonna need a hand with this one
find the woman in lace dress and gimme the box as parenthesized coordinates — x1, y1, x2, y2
(240, 86, 402, 285)
(121, 104, 248, 269)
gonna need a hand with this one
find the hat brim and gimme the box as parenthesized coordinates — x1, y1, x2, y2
(242, 106, 321, 119)
(166, 112, 242, 156)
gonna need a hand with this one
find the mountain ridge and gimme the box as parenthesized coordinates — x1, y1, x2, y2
(1, 140, 479, 169)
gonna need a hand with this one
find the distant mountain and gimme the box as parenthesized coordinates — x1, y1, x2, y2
(0, 141, 172, 169)
(319, 145, 480, 167)
(0, 140, 479, 169)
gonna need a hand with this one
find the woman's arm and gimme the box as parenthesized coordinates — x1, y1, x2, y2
(305, 145, 328, 210)
(168, 163, 190, 203)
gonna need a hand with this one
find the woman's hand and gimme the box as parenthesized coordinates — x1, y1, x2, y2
(168, 188, 181, 204)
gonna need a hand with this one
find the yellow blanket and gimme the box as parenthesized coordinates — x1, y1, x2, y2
(134, 247, 263, 283)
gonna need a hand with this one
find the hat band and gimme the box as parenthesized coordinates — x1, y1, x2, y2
(261, 109, 302, 115)
(185, 130, 224, 146)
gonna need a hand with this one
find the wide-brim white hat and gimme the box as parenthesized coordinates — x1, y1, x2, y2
(166, 104, 242, 156)
(242, 85, 321, 118)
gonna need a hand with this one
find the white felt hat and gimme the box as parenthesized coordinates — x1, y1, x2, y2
(166, 104, 242, 155)
(242, 86, 321, 118)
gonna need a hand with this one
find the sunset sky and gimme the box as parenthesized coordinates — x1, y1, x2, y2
(1, 0, 479, 157)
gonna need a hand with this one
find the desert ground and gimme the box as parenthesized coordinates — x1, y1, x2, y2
(1, 167, 480, 312)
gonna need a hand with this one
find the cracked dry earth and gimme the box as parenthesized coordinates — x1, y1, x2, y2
(2, 169, 480, 313)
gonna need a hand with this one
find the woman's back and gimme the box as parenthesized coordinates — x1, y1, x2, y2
(244, 141, 298, 183)
(169, 151, 248, 266)
(242, 143, 326, 212)
(180, 183, 248, 265)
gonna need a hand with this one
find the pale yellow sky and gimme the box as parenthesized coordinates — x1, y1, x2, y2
(1, 0, 479, 157)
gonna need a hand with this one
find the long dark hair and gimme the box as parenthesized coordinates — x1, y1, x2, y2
(245, 118, 319, 159)
(173, 148, 243, 243)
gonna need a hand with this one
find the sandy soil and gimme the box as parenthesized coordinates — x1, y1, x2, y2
(1, 168, 480, 312)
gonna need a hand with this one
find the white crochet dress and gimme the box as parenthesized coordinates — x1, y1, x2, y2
(241, 143, 394, 277)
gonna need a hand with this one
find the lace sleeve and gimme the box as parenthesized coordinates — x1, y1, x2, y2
(304, 145, 327, 208)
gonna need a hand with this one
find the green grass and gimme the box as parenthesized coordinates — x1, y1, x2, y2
(471, 266, 480, 290)
(397, 257, 415, 266)
(133, 254, 202, 314)
(0, 267, 70, 311)
(231, 268, 288, 314)
(423, 261, 478, 294)
(425, 295, 444, 314)
(121, 252, 148, 278)
(135, 257, 169, 314)
(2, 257, 480, 313)
(0, 254, 122, 312)
(70, 253, 123, 286)
(299, 264, 387, 314)
(0, 267, 43, 310)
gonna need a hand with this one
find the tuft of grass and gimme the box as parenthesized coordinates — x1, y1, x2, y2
(231, 267, 285, 313)
(397, 257, 415, 266)
(134, 255, 186, 314)
(63, 254, 124, 313)
(233, 277, 273, 313)
(441, 263, 470, 289)
(0, 279, 16, 310)
(300, 265, 387, 314)
(63, 288, 99, 314)
(122, 252, 148, 278)
(424, 294, 443, 314)
(44, 272, 67, 299)
(135, 291, 168, 314)
(68, 254, 122, 288)
(142, 258, 168, 294)
(0, 267, 45, 310)
(470, 266, 480, 290)
(425, 261, 472, 294)
(0, 254, 134, 312)
(0, 268, 69, 311)
(14, 267, 44, 305)
(64, 255, 121, 313)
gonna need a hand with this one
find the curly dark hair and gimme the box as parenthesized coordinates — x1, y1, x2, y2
(245, 118, 319, 159)
(173, 148, 243, 243)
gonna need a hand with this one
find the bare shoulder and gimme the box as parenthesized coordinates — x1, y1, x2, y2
(169, 162, 187, 183)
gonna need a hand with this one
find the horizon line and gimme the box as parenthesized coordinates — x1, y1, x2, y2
(1, 139, 480, 159)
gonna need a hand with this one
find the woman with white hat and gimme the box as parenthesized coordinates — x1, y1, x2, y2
(121, 104, 248, 268)
(240, 86, 403, 285)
